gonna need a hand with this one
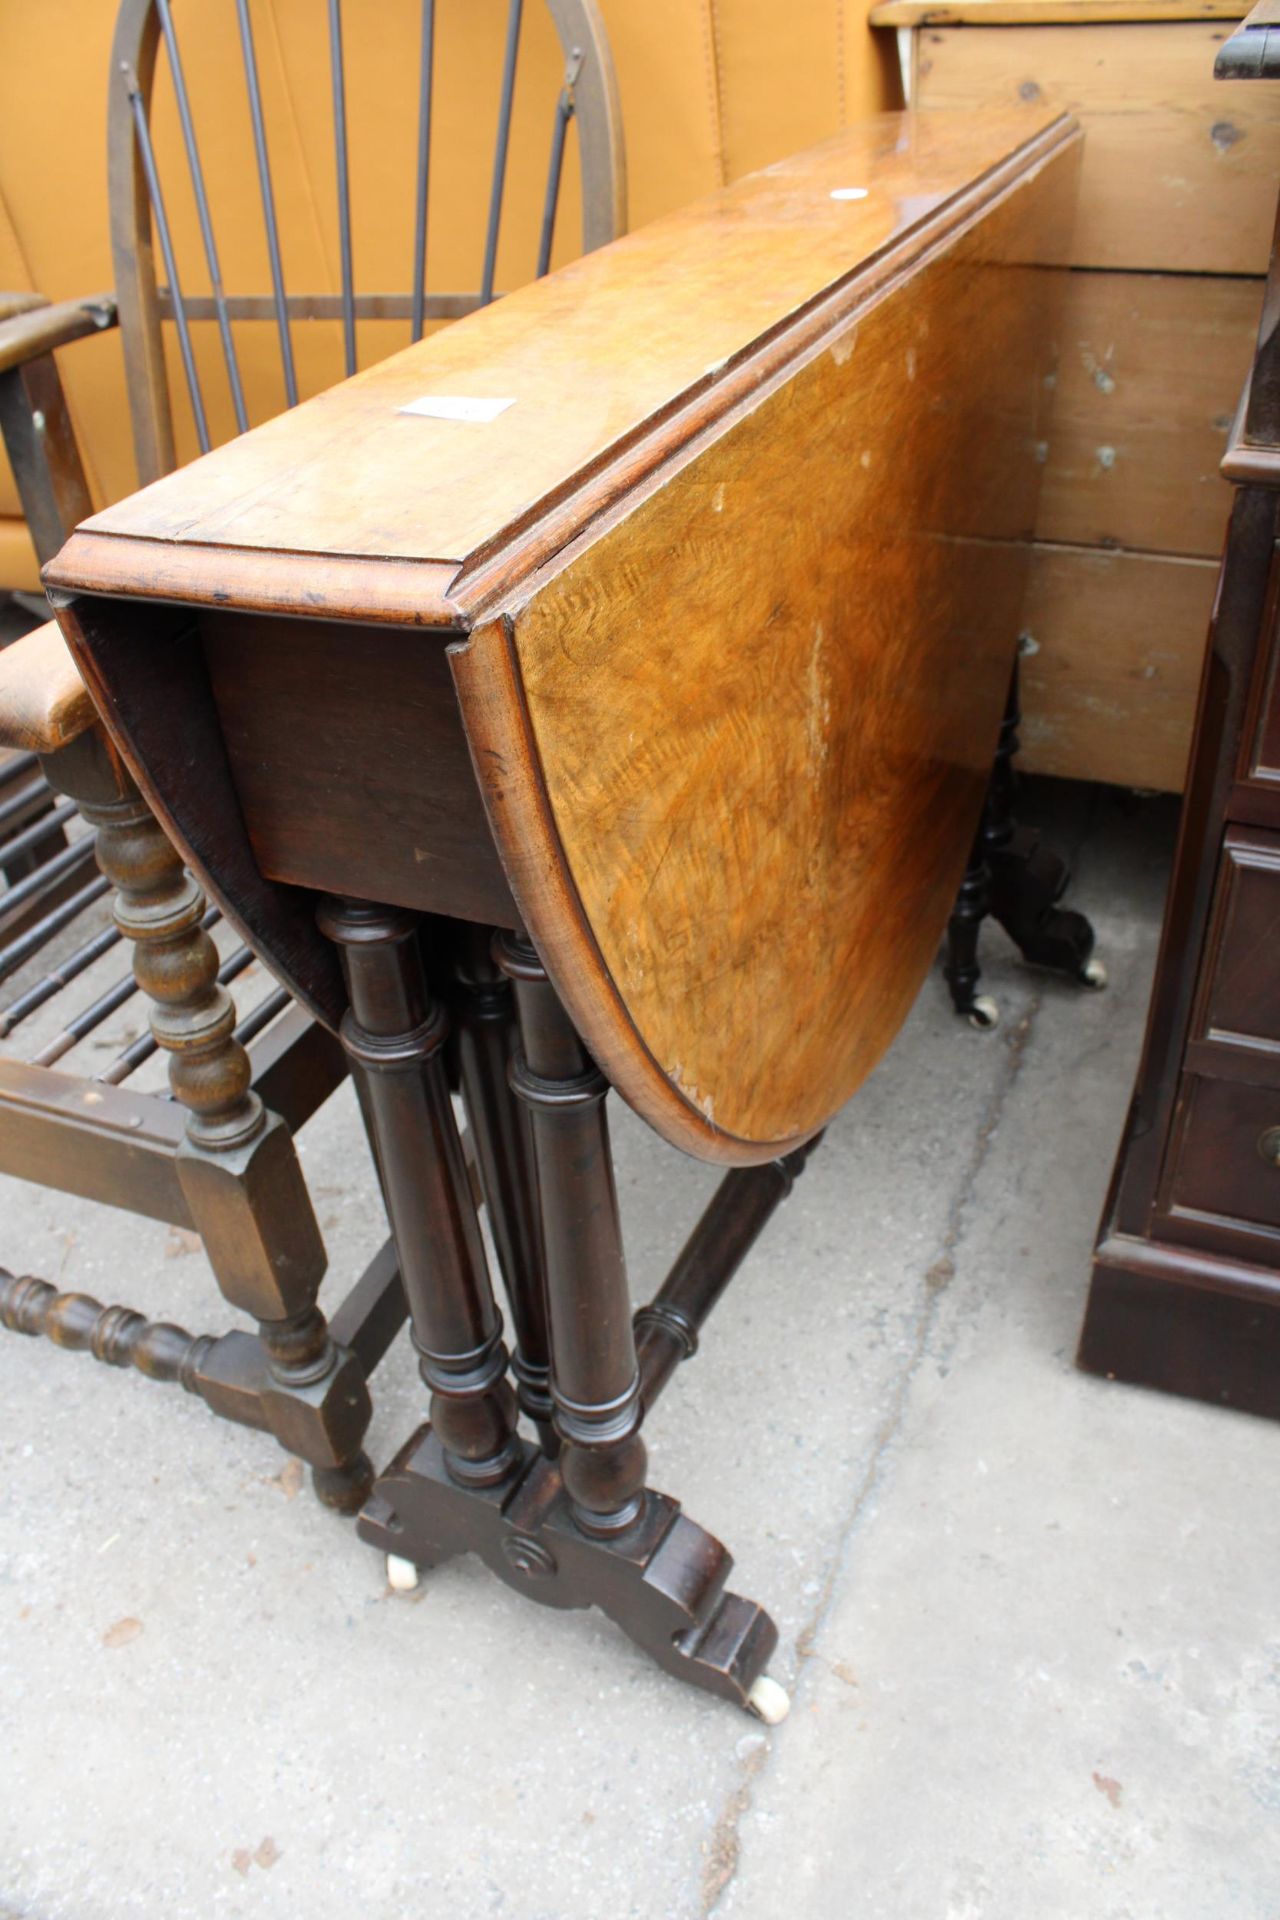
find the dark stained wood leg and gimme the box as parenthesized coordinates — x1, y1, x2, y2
(318, 898, 521, 1490)
(70, 733, 374, 1511)
(946, 659, 1102, 1022)
(351, 923, 782, 1709)
(635, 1135, 823, 1405)
(355, 925, 781, 1711)
(944, 834, 993, 1025)
(2, 1242, 407, 1439)
(497, 930, 647, 1537)
(455, 926, 556, 1455)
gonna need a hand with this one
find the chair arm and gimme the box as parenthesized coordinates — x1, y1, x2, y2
(0, 295, 117, 377)
(0, 622, 97, 752)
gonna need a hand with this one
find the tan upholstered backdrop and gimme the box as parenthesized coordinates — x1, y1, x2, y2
(0, 0, 895, 589)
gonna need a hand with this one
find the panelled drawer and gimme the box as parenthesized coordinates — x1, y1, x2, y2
(1161, 1075, 1280, 1245)
(1185, 827, 1280, 1083)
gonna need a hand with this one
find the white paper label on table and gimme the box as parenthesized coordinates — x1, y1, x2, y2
(399, 395, 517, 423)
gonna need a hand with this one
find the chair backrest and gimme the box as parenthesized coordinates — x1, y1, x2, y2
(106, 0, 626, 485)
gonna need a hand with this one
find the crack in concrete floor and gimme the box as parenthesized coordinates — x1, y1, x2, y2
(699, 994, 1043, 1916)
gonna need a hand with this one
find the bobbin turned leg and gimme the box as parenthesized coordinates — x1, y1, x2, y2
(946, 659, 1103, 1024)
(454, 926, 556, 1455)
(318, 900, 522, 1507)
(61, 731, 373, 1510)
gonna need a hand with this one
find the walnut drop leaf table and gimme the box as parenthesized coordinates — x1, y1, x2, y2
(46, 106, 1080, 1711)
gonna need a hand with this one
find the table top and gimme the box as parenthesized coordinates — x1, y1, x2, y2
(52, 107, 1066, 635)
(54, 106, 1080, 1165)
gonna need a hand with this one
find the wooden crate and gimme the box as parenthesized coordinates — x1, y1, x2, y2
(1039, 270, 1253, 554)
(1018, 542, 1217, 788)
(907, 18, 1279, 269)
(872, 0, 1278, 787)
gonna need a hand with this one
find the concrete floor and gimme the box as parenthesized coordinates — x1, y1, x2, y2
(1, 784, 1277, 1919)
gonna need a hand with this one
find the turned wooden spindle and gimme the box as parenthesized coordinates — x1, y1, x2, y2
(0, 1266, 212, 1387)
(498, 930, 647, 1538)
(319, 898, 520, 1487)
(634, 1136, 823, 1405)
(85, 784, 262, 1149)
(70, 756, 372, 1509)
(454, 927, 556, 1454)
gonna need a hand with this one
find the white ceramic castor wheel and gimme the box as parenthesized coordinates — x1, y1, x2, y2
(968, 993, 999, 1032)
(1080, 957, 1108, 991)
(386, 1553, 420, 1593)
(746, 1674, 791, 1726)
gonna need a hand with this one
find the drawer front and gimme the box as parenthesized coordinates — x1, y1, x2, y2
(1189, 828, 1280, 1068)
(1037, 271, 1254, 559)
(1017, 544, 1215, 790)
(1164, 1076, 1280, 1239)
(915, 21, 1280, 272)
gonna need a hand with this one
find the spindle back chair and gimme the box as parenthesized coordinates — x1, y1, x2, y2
(0, 0, 626, 1508)
(111, 0, 624, 481)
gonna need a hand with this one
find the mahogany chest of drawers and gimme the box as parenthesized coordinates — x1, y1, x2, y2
(1082, 4, 1280, 1407)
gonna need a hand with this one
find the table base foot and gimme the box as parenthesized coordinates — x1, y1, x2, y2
(359, 1424, 778, 1711)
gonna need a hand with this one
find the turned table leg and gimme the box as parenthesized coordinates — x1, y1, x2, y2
(455, 927, 556, 1454)
(497, 930, 647, 1537)
(946, 658, 1103, 1027)
(353, 919, 782, 1714)
(318, 900, 520, 1492)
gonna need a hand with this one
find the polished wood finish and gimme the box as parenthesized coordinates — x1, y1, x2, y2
(500, 930, 646, 1535)
(53, 108, 1080, 1165)
(319, 899, 522, 1489)
(48, 113, 1083, 1702)
(0, 623, 96, 754)
(454, 929, 554, 1449)
(57, 112, 1070, 621)
(81, 727, 374, 1506)
(1081, 39, 1280, 1408)
(0, 0, 627, 1516)
(199, 613, 516, 928)
(0, 1238, 402, 1454)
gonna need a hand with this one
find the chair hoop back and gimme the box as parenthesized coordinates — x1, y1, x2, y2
(106, 0, 626, 485)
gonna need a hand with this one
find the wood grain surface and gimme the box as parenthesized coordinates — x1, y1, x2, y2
(0, 621, 96, 753)
(454, 132, 1080, 1156)
(48, 110, 1074, 624)
(873, 1, 1247, 23)
(908, 21, 1280, 271)
(200, 612, 517, 926)
(55, 109, 1081, 1163)
(1017, 542, 1218, 788)
(1037, 271, 1255, 556)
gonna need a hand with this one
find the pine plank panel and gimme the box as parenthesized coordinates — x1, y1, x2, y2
(1018, 543, 1218, 787)
(1039, 269, 1256, 555)
(912, 20, 1280, 268)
